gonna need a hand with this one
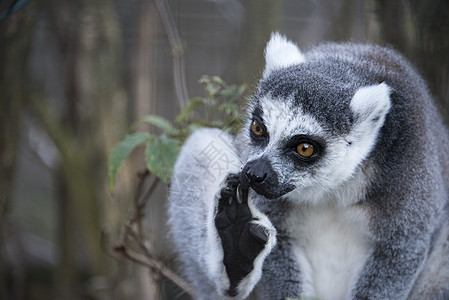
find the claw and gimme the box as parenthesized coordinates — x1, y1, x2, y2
(236, 184, 243, 204)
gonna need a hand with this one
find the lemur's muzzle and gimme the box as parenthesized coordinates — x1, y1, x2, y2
(241, 157, 283, 199)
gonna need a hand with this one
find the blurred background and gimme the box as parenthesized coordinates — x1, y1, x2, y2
(1, 0, 448, 299)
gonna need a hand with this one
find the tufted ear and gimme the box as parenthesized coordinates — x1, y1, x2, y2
(350, 83, 391, 125)
(262, 32, 305, 78)
(344, 83, 392, 169)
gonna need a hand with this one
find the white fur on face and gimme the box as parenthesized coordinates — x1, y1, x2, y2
(250, 84, 390, 206)
(247, 96, 324, 186)
(261, 96, 324, 148)
(263, 32, 306, 79)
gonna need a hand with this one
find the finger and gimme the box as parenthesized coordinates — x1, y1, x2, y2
(226, 173, 241, 187)
(236, 201, 251, 219)
(239, 172, 250, 190)
(224, 197, 237, 221)
(215, 209, 231, 229)
(249, 223, 268, 245)
(239, 185, 249, 205)
(217, 192, 230, 212)
(239, 223, 266, 260)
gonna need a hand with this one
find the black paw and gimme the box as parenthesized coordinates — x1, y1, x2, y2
(214, 173, 269, 296)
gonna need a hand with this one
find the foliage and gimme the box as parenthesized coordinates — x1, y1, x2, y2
(108, 133, 149, 191)
(144, 134, 179, 183)
(108, 75, 247, 192)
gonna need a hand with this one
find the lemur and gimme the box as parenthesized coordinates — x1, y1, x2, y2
(168, 33, 449, 300)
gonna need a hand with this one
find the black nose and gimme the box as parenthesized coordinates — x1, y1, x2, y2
(241, 158, 277, 192)
(241, 157, 295, 199)
(245, 163, 268, 184)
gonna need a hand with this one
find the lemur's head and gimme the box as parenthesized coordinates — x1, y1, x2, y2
(241, 33, 391, 202)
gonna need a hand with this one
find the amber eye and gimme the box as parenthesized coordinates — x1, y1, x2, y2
(297, 142, 315, 158)
(251, 120, 264, 136)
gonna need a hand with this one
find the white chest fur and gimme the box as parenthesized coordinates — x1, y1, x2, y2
(288, 205, 373, 300)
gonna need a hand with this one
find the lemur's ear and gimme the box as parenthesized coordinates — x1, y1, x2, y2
(263, 32, 305, 78)
(350, 83, 391, 126)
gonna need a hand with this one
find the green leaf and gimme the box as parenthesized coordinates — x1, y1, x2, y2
(205, 83, 220, 98)
(203, 97, 217, 109)
(187, 123, 203, 133)
(175, 97, 205, 124)
(211, 75, 225, 86)
(219, 87, 236, 97)
(198, 75, 210, 85)
(145, 135, 180, 183)
(136, 115, 177, 136)
(218, 102, 239, 115)
(237, 84, 247, 96)
(108, 132, 149, 193)
(210, 120, 224, 128)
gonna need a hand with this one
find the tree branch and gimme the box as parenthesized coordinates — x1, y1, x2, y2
(113, 244, 196, 298)
(154, 0, 189, 108)
(114, 170, 195, 298)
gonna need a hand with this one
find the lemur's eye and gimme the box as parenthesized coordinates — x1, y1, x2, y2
(251, 120, 264, 136)
(297, 142, 315, 158)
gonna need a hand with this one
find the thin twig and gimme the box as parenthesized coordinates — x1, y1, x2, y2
(117, 172, 157, 245)
(154, 0, 189, 108)
(124, 224, 154, 258)
(114, 170, 195, 298)
(136, 175, 160, 211)
(114, 245, 196, 298)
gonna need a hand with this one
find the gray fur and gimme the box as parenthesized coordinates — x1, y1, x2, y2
(168, 35, 449, 299)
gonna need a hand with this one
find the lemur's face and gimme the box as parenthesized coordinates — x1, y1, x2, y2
(242, 84, 390, 202)
(242, 96, 326, 199)
(241, 33, 391, 202)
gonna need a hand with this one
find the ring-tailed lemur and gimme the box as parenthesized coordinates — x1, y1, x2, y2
(168, 33, 449, 300)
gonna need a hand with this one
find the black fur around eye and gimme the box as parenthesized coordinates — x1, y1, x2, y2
(249, 118, 269, 147)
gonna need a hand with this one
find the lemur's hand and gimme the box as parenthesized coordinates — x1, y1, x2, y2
(214, 173, 271, 297)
